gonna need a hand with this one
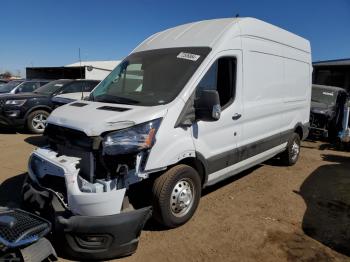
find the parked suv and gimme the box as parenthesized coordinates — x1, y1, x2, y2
(0, 79, 49, 94)
(0, 79, 99, 133)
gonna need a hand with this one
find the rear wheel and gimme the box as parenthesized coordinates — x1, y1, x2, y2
(152, 164, 201, 228)
(27, 110, 49, 134)
(280, 133, 301, 166)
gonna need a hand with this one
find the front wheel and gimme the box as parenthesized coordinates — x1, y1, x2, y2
(27, 110, 50, 134)
(152, 164, 201, 228)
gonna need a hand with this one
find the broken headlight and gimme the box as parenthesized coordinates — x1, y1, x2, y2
(102, 118, 162, 155)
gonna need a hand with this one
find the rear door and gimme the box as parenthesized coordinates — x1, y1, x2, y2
(192, 50, 243, 183)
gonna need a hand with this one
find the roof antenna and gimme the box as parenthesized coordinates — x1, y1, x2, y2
(235, 13, 240, 18)
(78, 48, 84, 100)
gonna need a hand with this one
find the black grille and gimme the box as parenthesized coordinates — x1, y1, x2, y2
(45, 124, 94, 150)
(0, 99, 5, 107)
(0, 209, 50, 246)
(310, 112, 327, 128)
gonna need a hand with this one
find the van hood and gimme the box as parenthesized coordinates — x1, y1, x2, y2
(47, 101, 168, 136)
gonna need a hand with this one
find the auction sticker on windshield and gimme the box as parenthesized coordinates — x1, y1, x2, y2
(322, 92, 334, 96)
(177, 52, 200, 61)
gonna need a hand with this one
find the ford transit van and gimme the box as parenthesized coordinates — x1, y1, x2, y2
(23, 18, 311, 259)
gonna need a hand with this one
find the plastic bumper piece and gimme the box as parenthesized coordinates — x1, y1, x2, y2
(55, 207, 152, 260)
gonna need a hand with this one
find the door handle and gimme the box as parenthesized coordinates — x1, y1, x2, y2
(232, 113, 242, 120)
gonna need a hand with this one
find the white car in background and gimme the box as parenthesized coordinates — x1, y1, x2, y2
(51, 80, 100, 106)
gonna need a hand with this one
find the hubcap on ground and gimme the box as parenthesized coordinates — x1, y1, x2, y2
(32, 113, 47, 131)
(170, 179, 195, 217)
(291, 141, 300, 161)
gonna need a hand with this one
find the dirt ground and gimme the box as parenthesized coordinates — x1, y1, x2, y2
(1, 131, 350, 262)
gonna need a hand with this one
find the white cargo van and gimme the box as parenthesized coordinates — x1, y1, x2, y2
(23, 18, 311, 259)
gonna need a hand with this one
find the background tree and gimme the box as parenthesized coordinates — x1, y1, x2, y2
(1, 71, 13, 79)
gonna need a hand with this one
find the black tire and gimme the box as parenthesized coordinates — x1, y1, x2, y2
(280, 133, 301, 166)
(152, 164, 201, 228)
(26, 110, 50, 134)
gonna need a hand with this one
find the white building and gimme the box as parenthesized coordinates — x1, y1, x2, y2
(26, 60, 121, 80)
(65, 60, 120, 80)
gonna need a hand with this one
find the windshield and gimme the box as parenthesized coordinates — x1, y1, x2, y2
(311, 87, 337, 106)
(91, 47, 211, 106)
(0, 80, 23, 93)
(34, 80, 72, 95)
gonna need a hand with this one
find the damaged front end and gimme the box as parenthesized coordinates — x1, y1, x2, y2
(22, 120, 163, 259)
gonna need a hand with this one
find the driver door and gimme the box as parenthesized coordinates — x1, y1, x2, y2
(192, 50, 243, 181)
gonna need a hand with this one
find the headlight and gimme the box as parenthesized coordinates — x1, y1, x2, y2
(5, 99, 27, 106)
(102, 118, 162, 155)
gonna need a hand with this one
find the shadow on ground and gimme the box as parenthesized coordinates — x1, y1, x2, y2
(0, 127, 32, 135)
(299, 153, 350, 256)
(0, 127, 19, 134)
(319, 142, 350, 152)
(143, 165, 263, 231)
(24, 135, 48, 147)
(0, 173, 26, 208)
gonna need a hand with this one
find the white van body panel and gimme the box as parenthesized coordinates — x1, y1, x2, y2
(206, 143, 287, 186)
(133, 18, 239, 53)
(144, 17, 311, 181)
(41, 17, 311, 207)
(143, 18, 310, 178)
(144, 98, 196, 170)
(47, 17, 311, 172)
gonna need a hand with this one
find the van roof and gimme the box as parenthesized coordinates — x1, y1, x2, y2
(134, 17, 310, 54)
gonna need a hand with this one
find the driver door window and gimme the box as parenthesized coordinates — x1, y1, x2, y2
(196, 57, 236, 108)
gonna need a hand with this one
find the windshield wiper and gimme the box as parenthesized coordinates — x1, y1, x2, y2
(94, 94, 140, 105)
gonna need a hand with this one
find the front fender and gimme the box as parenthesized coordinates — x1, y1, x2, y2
(144, 99, 196, 170)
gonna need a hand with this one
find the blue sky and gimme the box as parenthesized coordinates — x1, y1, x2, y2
(1, 0, 349, 76)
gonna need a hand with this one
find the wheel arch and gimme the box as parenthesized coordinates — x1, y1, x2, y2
(171, 154, 208, 188)
(293, 122, 304, 140)
(24, 106, 52, 119)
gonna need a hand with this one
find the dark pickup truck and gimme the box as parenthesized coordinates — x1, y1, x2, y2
(309, 84, 348, 139)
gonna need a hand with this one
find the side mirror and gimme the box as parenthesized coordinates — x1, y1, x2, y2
(195, 90, 221, 121)
(16, 88, 22, 94)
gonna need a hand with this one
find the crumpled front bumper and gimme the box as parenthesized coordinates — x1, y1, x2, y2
(23, 177, 152, 260)
(28, 147, 126, 216)
(23, 147, 153, 260)
(55, 206, 152, 260)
